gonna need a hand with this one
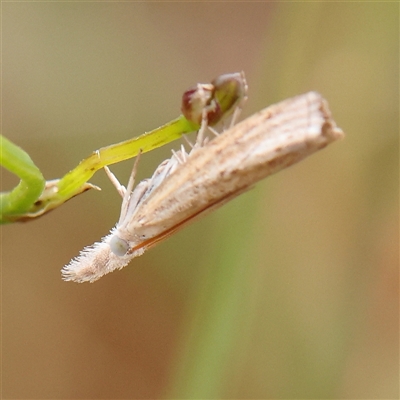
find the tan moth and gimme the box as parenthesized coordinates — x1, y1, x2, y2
(62, 90, 344, 283)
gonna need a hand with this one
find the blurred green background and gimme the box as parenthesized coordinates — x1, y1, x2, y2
(2, 2, 398, 399)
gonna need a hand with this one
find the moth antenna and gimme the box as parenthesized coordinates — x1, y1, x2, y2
(104, 166, 126, 198)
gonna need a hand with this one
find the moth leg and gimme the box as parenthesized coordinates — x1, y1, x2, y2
(228, 72, 248, 129)
(104, 166, 126, 198)
(207, 126, 220, 137)
(195, 108, 209, 148)
(182, 134, 194, 149)
(171, 149, 184, 164)
(228, 105, 243, 129)
(180, 144, 189, 162)
(125, 150, 141, 195)
(117, 150, 142, 222)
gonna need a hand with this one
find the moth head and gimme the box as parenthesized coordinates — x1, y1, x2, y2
(109, 234, 130, 256)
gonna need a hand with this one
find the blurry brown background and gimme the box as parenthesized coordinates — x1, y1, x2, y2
(1, 2, 398, 399)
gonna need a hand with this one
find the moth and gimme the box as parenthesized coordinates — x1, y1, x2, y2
(62, 91, 344, 283)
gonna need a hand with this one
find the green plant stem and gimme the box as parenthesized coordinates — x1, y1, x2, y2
(0, 135, 45, 221)
(57, 115, 198, 197)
